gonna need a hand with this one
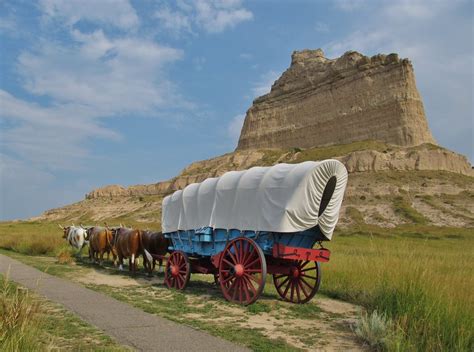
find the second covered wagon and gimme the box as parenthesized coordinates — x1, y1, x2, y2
(162, 160, 348, 305)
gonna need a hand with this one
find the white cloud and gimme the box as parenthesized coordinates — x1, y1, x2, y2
(154, 0, 253, 35)
(239, 53, 253, 60)
(194, 0, 253, 33)
(1, 28, 187, 173)
(315, 21, 329, 33)
(155, 6, 193, 35)
(333, 0, 367, 11)
(326, 0, 473, 161)
(18, 30, 183, 112)
(252, 70, 280, 98)
(39, 0, 139, 29)
(227, 114, 245, 145)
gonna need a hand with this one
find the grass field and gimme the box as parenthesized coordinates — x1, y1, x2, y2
(0, 221, 473, 351)
(0, 273, 126, 351)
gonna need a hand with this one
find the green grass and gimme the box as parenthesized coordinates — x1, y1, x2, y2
(324, 227, 474, 351)
(1, 220, 473, 351)
(392, 196, 428, 225)
(0, 274, 126, 351)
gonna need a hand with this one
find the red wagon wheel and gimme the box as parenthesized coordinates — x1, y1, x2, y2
(219, 237, 266, 305)
(273, 260, 321, 304)
(164, 251, 190, 290)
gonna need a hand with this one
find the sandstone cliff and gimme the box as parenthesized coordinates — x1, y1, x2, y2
(84, 143, 472, 200)
(237, 49, 435, 150)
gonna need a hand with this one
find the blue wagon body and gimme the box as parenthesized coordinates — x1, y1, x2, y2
(165, 226, 325, 257)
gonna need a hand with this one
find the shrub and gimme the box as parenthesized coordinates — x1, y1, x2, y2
(354, 310, 399, 350)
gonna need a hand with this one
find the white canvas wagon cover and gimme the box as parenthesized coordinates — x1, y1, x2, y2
(162, 160, 348, 240)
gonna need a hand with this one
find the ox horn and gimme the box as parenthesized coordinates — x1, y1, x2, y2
(104, 222, 109, 229)
(58, 224, 64, 230)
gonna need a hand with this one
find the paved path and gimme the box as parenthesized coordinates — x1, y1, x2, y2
(0, 254, 249, 352)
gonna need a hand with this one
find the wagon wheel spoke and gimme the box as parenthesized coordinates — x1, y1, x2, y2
(273, 274, 287, 280)
(300, 265, 316, 273)
(299, 260, 310, 269)
(232, 241, 241, 263)
(240, 239, 249, 265)
(222, 258, 235, 268)
(275, 276, 290, 290)
(245, 257, 260, 269)
(242, 275, 257, 297)
(298, 279, 311, 298)
(300, 276, 314, 290)
(295, 281, 302, 302)
(242, 277, 251, 302)
(222, 275, 235, 285)
(242, 248, 255, 265)
(282, 279, 292, 298)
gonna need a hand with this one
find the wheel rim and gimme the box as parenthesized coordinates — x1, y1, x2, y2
(219, 237, 266, 305)
(273, 260, 321, 304)
(164, 251, 190, 290)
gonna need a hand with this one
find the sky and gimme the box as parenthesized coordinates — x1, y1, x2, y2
(0, 0, 473, 220)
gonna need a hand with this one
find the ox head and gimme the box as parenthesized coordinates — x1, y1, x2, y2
(58, 224, 71, 239)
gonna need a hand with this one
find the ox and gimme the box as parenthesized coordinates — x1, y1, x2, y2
(141, 230, 170, 276)
(59, 224, 88, 257)
(87, 226, 116, 265)
(111, 227, 152, 274)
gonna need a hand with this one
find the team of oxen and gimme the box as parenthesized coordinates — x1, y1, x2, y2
(59, 224, 169, 276)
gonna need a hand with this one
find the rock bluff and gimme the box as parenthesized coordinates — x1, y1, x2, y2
(237, 49, 435, 150)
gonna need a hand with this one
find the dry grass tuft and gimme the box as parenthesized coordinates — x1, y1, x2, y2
(0, 273, 42, 350)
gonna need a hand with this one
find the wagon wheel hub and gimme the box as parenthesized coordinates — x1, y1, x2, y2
(291, 267, 300, 278)
(171, 265, 180, 276)
(234, 264, 245, 277)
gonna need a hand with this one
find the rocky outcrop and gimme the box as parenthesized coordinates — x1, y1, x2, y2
(85, 144, 471, 199)
(237, 49, 436, 150)
(85, 150, 266, 199)
(337, 145, 472, 175)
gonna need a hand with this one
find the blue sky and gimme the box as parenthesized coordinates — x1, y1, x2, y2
(0, 0, 473, 220)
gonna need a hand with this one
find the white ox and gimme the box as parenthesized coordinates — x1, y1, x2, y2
(59, 225, 89, 256)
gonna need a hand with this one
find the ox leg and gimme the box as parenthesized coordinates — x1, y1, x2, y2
(99, 251, 104, 266)
(130, 254, 136, 274)
(118, 255, 124, 271)
(145, 256, 152, 277)
(157, 259, 163, 274)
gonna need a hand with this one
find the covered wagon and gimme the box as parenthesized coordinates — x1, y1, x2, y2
(162, 160, 348, 305)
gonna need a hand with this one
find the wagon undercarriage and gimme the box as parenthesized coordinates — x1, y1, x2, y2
(160, 237, 330, 305)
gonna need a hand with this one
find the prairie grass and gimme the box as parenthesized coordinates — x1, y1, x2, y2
(0, 222, 63, 256)
(1, 221, 473, 351)
(325, 228, 474, 351)
(0, 274, 43, 351)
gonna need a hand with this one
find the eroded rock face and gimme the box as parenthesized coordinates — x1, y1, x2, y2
(237, 49, 436, 150)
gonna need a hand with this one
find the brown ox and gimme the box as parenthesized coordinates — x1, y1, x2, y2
(87, 226, 116, 265)
(112, 227, 152, 273)
(141, 230, 170, 276)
